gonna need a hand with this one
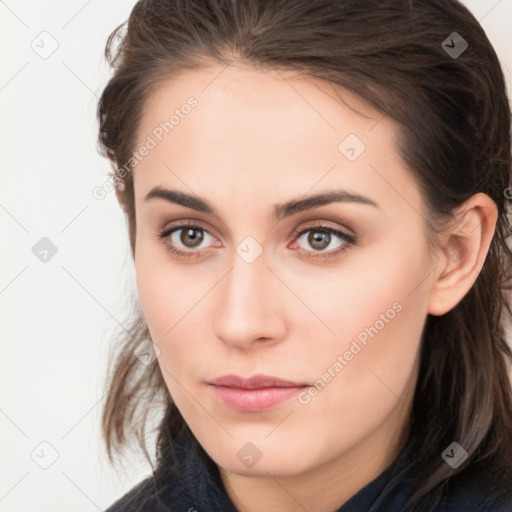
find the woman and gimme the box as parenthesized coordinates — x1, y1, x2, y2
(98, 0, 512, 510)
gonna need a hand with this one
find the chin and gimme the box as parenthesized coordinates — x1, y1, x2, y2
(208, 442, 316, 478)
(225, 459, 308, 478)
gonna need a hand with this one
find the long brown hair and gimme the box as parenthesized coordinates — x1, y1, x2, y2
(97, 0, 512, 507)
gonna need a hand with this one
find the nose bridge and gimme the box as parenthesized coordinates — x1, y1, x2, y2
(212, 245, 284, 347)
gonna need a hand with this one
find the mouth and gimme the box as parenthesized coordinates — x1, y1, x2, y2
(207, 374, 310, 412)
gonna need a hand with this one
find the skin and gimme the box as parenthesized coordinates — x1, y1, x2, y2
(121, 63, 498, 512)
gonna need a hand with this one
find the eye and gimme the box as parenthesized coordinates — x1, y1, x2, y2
(291, 225, 356, 260)
(158, 221, 219, 259)
(158, 221, 357, 261)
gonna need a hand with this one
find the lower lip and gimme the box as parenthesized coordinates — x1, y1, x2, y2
(209, 385, 307, 412)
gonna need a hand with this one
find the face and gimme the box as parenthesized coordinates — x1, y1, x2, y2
(131, 63, 435, 478)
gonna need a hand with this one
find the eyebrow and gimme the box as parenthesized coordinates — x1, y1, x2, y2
(144, 186, 379, 221)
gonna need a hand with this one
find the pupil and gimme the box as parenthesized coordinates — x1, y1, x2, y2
(181, 228, 203, 248)
(309, 230, 330, 250)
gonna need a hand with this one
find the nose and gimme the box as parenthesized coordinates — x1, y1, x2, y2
(212, 250, 286, 350)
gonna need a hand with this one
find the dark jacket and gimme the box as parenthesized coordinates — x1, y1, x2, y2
(104, 431, 512, 512)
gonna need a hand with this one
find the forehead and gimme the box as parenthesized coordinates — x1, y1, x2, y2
(136, 63, 383, 147)
(132, 63, 422, 219)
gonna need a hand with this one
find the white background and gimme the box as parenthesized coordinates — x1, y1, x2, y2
(1, 1, 511, 510)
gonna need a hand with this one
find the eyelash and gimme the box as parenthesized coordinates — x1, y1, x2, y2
(157, 220, 357, 261)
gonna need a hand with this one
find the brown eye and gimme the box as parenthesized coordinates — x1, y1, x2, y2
(296, 228, 347, 252)
(179, 227, 205, 248)
(158, 222, 219, 259)
(293, 225, 357, 260)
(305, 230, 332, 251)
(157, 221, 356, 261)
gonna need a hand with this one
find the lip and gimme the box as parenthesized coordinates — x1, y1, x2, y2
(207, 374, 309, 412)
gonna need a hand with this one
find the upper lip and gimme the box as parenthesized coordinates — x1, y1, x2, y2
(208, 374, 308, 389)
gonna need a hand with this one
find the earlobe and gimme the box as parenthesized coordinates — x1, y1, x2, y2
(426, 193, 498, 316)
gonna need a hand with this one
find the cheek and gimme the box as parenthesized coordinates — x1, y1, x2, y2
(136, 267, 190, 346)
(293, 233, 429, 401)
(135, 262, 166, 335)
(135, 260, 202, 407)
(302, 244, 427, 423)
(133, 248, 160, 332)
(134, 247, 212, 377)
(294, 229, 430, 351)
(134, 236, 196, 337)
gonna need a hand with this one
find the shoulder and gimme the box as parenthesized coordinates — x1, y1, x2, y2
(103, 471, 201, 512)
(437, 460, 512, 512)
(439, 488, 512, 512)
(103, 476, 166, 512)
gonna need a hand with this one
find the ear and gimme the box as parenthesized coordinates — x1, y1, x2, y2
(426, 192, 498, 316)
